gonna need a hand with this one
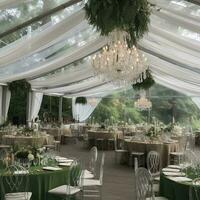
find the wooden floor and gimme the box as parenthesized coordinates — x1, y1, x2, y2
(59, 141, 136, 200)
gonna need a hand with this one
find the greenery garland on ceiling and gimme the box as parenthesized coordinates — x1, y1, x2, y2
(85, 0, 151, 45)
(132, 69, 155, 90)
(75, 97, 87, 104)
(8, 79, 31, 92)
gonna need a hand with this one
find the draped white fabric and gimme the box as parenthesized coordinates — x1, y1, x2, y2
(0, 0, 199, 107)
(0, 20, 92, 81)
(0, 8, 85, 67)
(0, 86, 11, 124)
(0, 86, 3, 124)
(4, 88, 11, 123)
(72, 97, 101, 122)
(0, 36, 106, 82)
(30, 62, 94, 89)
(27, 91, 43, 122)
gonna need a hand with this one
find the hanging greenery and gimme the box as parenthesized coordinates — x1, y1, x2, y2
(132, 69, 155, 90)
(8, 79, 31, 125)
(85, 0, 151, 45)
(75, 97, 87, 104)
(8, 79, 31, 92)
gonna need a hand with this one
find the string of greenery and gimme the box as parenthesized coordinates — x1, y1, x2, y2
(8, 79, 31, 92)
(132, 69, 155, 90)
(85, 0, 151, 45)
(75, 97, 87, 104)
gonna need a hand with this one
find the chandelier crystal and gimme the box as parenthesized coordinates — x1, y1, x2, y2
(135, 96, 152, 111)
(92, 30, 148, 86)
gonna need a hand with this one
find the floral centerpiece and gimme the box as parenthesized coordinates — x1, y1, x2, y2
(19, 127, 34, 136)
(13, 145, 46, 166)
(172, 124, 183, 137)
(146, 125, 162, 140)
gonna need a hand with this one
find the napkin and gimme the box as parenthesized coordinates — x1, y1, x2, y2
(42, 166, 62, 171)
(168, 177, 192, 182)
(58, 163, 72, 167)
(14, 170, 29, 175)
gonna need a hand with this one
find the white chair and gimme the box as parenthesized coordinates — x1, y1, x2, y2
(147, 151, 161, 178)
(1, 164, 32, 200)
(170, 136, 187, 165)
(0, 148, 7, 160)
(114, 139, 128, 164)
(183, 149, 198, 168)
(146, 151, 161, 193)
(82, 153, 105, 200)
(83, 146, 98, 179)
(135, 167, 168, 200)
(49, 160, 82, 199)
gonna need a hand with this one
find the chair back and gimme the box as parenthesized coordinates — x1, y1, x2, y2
(68, 160, 82, 194)
(100, 153, 105, 185)
(1, 164, 29, 200)
(0, 149, 7, 161)
(89, 146, 98, 175)
(179, 135, 188, 152)
(147, 151, 160, 175)
(189, 178, 200, 200)
(184, 149, 198, 167)
(186, 134, 195, 151)
(135, 167, 152, 200)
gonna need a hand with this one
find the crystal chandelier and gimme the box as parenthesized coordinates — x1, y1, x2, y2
(135, 96, 152, 111)
(92, 30, 148, 86)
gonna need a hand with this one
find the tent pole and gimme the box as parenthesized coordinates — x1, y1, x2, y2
(59, 96, 63, 123)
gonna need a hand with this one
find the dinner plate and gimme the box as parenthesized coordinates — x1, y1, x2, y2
(163, 171, 186, 177)
(167, 165, 182, 169)
(42, 166, 62, 171)
(58, 163, 72, 167)
(162, 168, 180, 172)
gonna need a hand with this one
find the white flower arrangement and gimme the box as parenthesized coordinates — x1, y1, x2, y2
(28, 153, 34, 161)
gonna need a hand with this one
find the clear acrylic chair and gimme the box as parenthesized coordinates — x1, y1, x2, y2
(183, 149, 198, 168)
(0, 164, 32, 200)
(83, 146, 98, 179)
(170, 136, 187, 165)
(147, 151, 161, 177)
(146, 151, 161, 193)
(82, 153, 105, 200)
(49, 159, 82, 200)
(0, 149, 7, 161)
(135, 167, 168, 200)
(114, 139, 128, 164)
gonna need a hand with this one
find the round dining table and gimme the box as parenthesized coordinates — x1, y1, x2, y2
(87, 129, 123, 150)
(124, 139, 179, 167)
(160, 173, 200, 200)
(0, 166, 70, 200)
(2, 134, 54, 147)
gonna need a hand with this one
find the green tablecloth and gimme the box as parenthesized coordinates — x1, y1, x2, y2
(160, 174, 200, 200)
(0, 166, 70, 200)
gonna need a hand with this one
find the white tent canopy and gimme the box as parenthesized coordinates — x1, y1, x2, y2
(0, 0, 200, 122)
